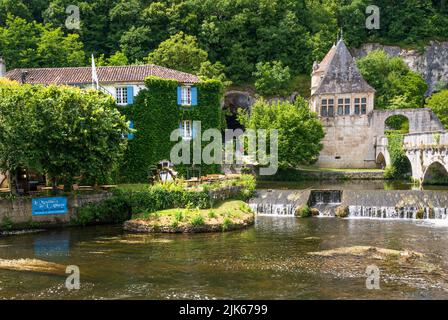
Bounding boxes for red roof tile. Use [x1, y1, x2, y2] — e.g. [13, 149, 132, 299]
[4, 64, 200, 85]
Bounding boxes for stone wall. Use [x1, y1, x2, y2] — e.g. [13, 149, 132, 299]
[352, 41, 448, 95]
[317, 115, 377, 168]
[0, 192, 113, 229]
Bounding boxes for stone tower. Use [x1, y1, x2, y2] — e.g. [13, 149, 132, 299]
[310, 39, 377, 168]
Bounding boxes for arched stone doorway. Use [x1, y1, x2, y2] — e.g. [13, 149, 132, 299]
[376, 152, 386, 169]
[423, 161, 448, 185]
[223, 91, 255, 130]
[384, 114, 410, 134]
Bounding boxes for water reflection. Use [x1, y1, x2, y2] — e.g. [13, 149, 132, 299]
[0, 219, 447, 299]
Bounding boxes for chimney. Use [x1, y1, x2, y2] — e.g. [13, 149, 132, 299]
[21, 71, 28, 84]
[0, 57, 5, 77]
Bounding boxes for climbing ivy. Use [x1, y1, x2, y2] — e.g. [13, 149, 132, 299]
[119, 76, 223, 182]
[385, 133, 411, 179]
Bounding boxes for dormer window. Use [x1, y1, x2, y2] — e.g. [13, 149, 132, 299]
[116, 87, 128, 105]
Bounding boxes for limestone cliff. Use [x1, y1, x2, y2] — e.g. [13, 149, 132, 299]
[352, 41, 448, 95]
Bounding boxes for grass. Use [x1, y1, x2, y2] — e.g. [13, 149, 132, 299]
[131, 200, 253, 231]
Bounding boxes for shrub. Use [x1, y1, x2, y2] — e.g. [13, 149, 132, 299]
[221, 217, 233, 231]
[1, 216, 13, 231]
[208, 210, 216, 219]
[174, 210, 184, 222]
[74, 194, 132, 226]
[295, 205, 311, 218]
[335, 206, 350, 218]
[190, 214, 205, 227]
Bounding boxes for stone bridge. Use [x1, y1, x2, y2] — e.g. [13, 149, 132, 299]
[376, 132, 448, 184]
[371, 108, 444, 134]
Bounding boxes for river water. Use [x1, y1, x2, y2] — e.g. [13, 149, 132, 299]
[1, 217, 448, 299]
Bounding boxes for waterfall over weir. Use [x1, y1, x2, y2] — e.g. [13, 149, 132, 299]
[309, 190, 342, 217]
[249, 189, 448, 220]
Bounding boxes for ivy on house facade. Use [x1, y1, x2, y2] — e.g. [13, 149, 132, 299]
[119, 76, 224, 182]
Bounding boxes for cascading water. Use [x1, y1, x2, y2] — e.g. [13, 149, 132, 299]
[309, 190, 342, 217]
[349, 206, 448, 220]
[249, 203, 295, 216]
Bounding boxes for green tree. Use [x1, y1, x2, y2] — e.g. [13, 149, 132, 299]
[146, 32, 209, 74]
[426, 89, 448, 129]
[238, 97, 324, 169]
[357, 50, 427, 109]
[253, 61, 291, 97]
[0, 81, 128, 191]
[97, 51, 129, 66]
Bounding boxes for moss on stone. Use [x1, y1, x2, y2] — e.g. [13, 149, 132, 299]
[295, 205, 311, 218]
[335, 205, 350, 218]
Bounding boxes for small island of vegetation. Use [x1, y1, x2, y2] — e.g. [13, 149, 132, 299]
[124, 200, 254, 233]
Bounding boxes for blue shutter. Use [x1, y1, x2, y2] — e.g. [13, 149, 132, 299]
[177, 86, 182, 105]
[128, 120, 134, 140]
[127, 86, 134, 104]
[191, 87, 198, 106]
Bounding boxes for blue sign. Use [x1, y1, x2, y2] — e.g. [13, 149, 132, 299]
[32, 197, 68, 216]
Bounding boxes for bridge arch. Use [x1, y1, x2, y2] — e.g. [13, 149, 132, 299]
[384, 114, 409, 134]
[422, 161, 448, 185]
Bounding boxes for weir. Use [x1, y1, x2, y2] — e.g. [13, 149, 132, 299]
[249, 189, 448, 220]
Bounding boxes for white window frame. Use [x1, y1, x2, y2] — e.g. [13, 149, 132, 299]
[116, 87, 128, 105]
[181, 120, 192, 140]
[181, 86, 192, 106]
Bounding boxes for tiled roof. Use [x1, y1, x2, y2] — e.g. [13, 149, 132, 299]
[4, 64, 200, 85]
[313, 39, 375, 95]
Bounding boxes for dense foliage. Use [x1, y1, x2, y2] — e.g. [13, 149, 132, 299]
[384, 133, 411, 179]
[120, 76, 223, 182]
[0, 0, 447, 84]
[74, 175, 256, 225]
[238, 97, 324, 169]
[357, 50, 428, 109]
[253, 61, 291, 97]
[426, 89, 448, 129]
[0, 80, 128, 190]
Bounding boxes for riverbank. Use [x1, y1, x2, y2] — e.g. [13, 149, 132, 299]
[124, 200, 254, 233]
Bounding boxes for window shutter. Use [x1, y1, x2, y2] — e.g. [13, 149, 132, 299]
[191, 87, 198, 106]
[127, 86, 134, 104]
[177, 86, 182, 105]
[128, 120, 134, 140]
[192, 121, 196, 139]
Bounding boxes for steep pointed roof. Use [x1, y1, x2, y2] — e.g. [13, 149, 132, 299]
[313, 39, 375, 95]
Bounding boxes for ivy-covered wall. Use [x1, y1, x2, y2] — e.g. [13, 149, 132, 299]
[119, 76, 223, 182]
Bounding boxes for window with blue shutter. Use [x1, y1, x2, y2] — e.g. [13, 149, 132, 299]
[128, 120, 134, 140]
[177, 86, 182, 105]
[191, 87, 198, 106]
[127, 86, 134, 104]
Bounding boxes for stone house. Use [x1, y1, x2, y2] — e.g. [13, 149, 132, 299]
[310, 39, 378, 168]
[0, 60, 204, 188]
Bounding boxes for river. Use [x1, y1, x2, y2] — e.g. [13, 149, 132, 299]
[0, 217, 448, 299]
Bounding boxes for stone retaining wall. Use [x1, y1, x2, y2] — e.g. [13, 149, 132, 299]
[0, 192, 113, 229]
